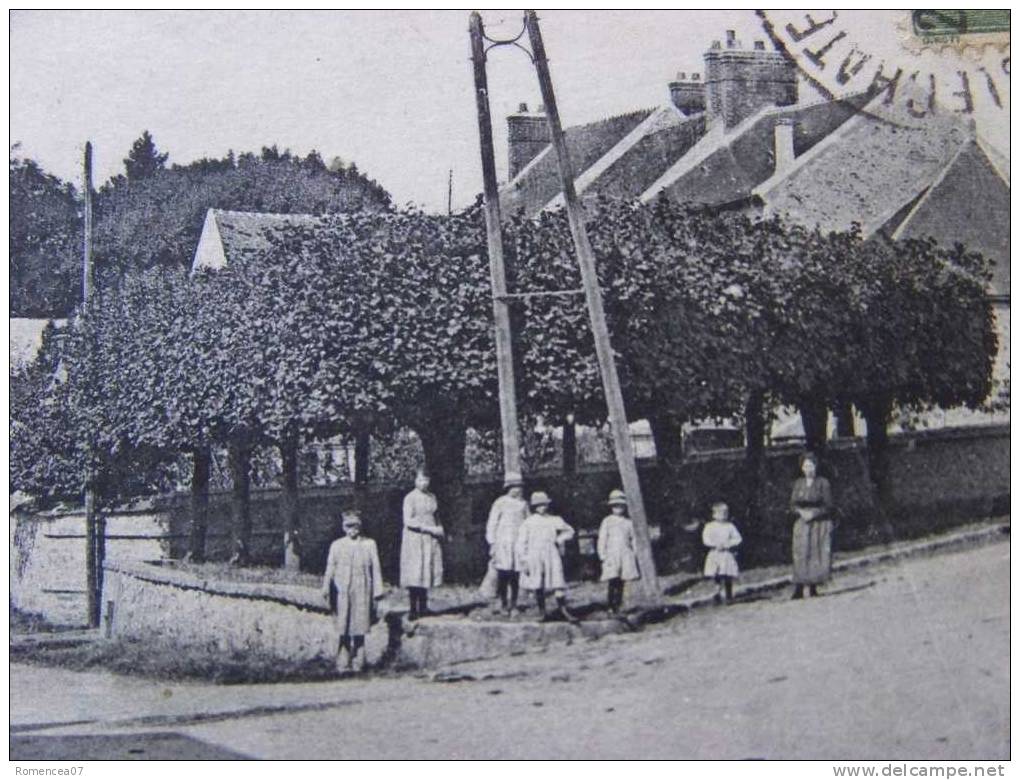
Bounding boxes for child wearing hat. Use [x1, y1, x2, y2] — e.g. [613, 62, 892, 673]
[597, 489, 641, 615]
[485, 473, 529, 616]
[515, 491, 576, 621]
[321, 510, 385, 674]
[701, 501, 742, 603]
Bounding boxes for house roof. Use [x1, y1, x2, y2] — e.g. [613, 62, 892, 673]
[498, 109, 654, 220]
[641, 92, 872, 206]
[500, 90, 873, 218]
[192, 209, 327, 271]
[890, 139, 1011, 296]
[753, 85, 976, 237]
[550, 107, 709, 210]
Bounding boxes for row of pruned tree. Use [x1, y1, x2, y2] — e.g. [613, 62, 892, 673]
[10, 198, 997, 567]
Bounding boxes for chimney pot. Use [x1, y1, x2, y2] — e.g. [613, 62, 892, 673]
[726, 29, 737, 48]
[754, 40, 765, 50]
[678, 71, 686, 80]
[518, 102, 528, 113]
[711, 40, 721, 49]
[692, 73, 701, 81]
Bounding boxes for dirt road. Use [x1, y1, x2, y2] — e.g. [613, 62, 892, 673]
[10, 539, 1009, 759]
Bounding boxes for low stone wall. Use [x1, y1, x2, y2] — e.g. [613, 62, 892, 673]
[102, 561, 390, 666]
[10, 509, 170, 627]
[101, 561, 626, 669]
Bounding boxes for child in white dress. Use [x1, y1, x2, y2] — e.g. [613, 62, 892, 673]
[702, 502, 742, 603]
[515, 491, 576, 621]
[596, 489, 641, 615]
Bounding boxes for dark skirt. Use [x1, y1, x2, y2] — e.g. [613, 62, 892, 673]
[792, 518, 833, 584]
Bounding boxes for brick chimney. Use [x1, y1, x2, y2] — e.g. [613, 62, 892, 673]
[668, 71, 706, 116]
[507, 103, 551, 180]
[703, 31, 798, 130]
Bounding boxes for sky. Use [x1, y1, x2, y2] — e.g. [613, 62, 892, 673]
[10, 10, 1010, 213]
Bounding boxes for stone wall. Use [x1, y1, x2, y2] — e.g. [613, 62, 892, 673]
[10, 509, 170, 627]
[12, 425, 1009, 627]
[101, 561, 617, 669]
[101, 562, 389, 666]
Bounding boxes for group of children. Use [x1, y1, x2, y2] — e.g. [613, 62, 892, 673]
[322, 467, 745, 673]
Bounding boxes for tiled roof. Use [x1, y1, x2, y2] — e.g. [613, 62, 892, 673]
[571, 109, 709, 207]
[498, 109, 654, 220]
[641, 92, 872, 207]
[754, 85, 974, 236]
[209, 210, 325, 268]
[890, 140, 1010, 296]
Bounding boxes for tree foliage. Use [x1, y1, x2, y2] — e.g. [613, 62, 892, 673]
[11, 197, 997, 523]
[9, 149, 82, 317]
[123, 131, 169, 181]
[95, 147, 393, 275]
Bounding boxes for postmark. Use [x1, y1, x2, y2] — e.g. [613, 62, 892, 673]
[758, 11, 1008, 152]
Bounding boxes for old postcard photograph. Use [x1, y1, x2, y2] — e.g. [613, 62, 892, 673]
[8, 9, 1010, 764]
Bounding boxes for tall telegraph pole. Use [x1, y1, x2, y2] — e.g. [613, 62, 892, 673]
[523, 10, 660, 598]
[469, 11, 523, 482]
[82, 141, 103, 626]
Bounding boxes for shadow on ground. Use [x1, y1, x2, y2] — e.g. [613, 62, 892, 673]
[10, 732, 250, 760]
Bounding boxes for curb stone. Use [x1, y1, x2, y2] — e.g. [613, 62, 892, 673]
[645, 520, 1009, 620]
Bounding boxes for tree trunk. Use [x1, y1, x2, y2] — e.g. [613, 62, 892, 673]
[860, 395, 894, 506]
[834, 400, 856, 438]
[743, 390, 767, 523]
[648, 411, 686, 527]
[798, 395, 829, 453]
[561, 414, 577, 475]
[188, 446, 211, 563]
[417, 417, 467, 511]
[354, 429, 371, 485]
[228, 441, 252, 566]
[280, 437, 301, 571]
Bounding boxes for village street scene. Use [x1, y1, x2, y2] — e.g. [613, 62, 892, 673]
[9, 10, 1010, 763]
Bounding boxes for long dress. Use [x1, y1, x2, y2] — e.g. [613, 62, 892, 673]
[597, 515, 641, 582]
[486, 494, 529, 572]
[400, 489, 444, 588]
[515, 513, 574, 591]
[790, 476, 835, 585]
[702, 520, 742, 578]
[322, 536, 384, 636]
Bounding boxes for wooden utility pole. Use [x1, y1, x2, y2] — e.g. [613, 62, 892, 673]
[469, 11, 523, 481]
[524, 10, 660, 598]
[82, 141, 103, 626]
[447, 168, 454, 216]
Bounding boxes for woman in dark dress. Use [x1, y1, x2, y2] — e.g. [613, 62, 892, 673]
[790, 451, 835, 599]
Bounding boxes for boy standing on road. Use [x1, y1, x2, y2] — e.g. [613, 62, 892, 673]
[322, 511, 386, 674]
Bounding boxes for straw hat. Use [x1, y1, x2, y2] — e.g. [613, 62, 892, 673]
[503, 472, 524, 489]
[529, 490, 552, 508]
[607, 489, 628, 506]
[341, 510, 362, 528]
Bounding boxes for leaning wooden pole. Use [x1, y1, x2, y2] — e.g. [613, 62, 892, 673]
[469, 11, 523, 482]
[82, 141, 103, 627]
[524, 10, 660, 598]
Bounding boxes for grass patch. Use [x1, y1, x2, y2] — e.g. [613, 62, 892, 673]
[10, 605, 84, 635]
[10, 635, 340, 685]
